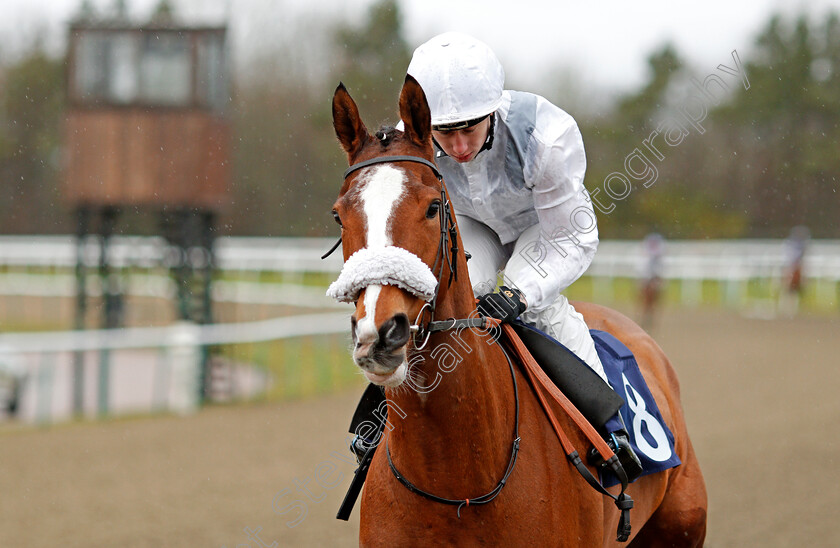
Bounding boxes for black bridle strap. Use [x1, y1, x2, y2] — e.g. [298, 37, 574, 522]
[331, 153, 461, 343]
[343, 155, 443, 181]
[386, 341, 521, 518]
[320, 236, 342, 260]
[427, 316, 493, 333]
[409, 189, 459, 348]
[321, 155, 445, 262]
[433, 189, 458, 287]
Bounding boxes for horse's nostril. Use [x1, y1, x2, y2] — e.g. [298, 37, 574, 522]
[380, 314, 410, 350]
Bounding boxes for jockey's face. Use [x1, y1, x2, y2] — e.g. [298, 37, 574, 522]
[432, 116, 491, 163]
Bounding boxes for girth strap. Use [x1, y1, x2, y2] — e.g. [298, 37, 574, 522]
[501, 324, 634, 542]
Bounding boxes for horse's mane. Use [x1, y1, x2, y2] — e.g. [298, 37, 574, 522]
[374, 125, 400, 148]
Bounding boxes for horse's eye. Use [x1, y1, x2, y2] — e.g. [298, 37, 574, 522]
[332, 210, 342, 226]
[425, 201, 441, 219]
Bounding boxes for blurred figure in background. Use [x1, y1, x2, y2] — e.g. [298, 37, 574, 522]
[0, 345, 25, 420]
[638, 232, 665, 331]
[778, 225, 810, 317]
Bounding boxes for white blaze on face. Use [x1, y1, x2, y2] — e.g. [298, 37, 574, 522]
[360, 165, 406, 248]
[354, 165, 406, 343]
[356, 284, 382, 344]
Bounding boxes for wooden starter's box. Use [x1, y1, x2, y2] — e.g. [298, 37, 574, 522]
[63, 23, 230, 209]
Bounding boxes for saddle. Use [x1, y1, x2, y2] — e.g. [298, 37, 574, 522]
[508, 320, 624, 431]
[509, 320, 680, 487]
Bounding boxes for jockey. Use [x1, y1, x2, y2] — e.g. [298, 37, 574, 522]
[407, 31, 605, 382]
[349, 32, 640, 480]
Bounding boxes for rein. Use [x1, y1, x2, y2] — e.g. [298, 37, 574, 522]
[503, 324, 634, 542]
[385, 337, 520, 518]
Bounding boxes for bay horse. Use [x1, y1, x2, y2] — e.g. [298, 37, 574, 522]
[329, 75, 707, 546]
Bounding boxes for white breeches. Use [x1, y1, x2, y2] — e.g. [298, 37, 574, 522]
[458, 216, 607, 382]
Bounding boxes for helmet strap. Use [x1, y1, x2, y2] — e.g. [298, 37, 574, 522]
[477, 113, 496, 155]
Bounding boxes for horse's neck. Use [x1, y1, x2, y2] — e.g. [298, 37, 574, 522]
[385, 277, 516, 488]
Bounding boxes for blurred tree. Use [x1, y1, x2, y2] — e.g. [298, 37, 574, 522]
[0, 44, 67, 234]
[616, 43, 683, 135]
[718, 11, 840, 237]
[584, 11, 840, 240]
[72, 0, 98, 22]
[331, 0, 412, 127]
[1, 5, 837, 240]
[150, 0, 176, 25]
[580, 43, 743, 240]
[228, 0, 411, 237]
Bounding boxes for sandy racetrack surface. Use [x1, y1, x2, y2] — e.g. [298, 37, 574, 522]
[1, 307, 838, 547]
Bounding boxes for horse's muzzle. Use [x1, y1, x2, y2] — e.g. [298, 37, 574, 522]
[351, 313, 410, 385]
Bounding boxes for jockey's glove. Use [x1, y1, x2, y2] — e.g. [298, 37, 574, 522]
[477, 286, 527, 323]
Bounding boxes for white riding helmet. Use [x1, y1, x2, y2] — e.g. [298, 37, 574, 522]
[407, 32, 505, 129]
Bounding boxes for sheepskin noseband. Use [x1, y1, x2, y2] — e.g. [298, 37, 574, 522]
[326, 246, 438, 303]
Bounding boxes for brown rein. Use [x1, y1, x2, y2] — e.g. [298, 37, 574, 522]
[502, 324, 634, 542]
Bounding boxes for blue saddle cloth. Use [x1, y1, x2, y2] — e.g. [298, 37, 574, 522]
[591, 329, 681, 486]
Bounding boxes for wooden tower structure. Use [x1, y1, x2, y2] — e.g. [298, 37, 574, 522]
[62, 14, 230, 410]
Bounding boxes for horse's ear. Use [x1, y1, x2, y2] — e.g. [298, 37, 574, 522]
[399, 75, 432, 148]
[332, 82, 369, 160]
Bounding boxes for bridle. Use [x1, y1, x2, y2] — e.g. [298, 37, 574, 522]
[322, 154, 486, 348]
[324, 153, 521, 516]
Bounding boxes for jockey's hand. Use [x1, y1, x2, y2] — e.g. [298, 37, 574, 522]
[477, 286, 527, 323]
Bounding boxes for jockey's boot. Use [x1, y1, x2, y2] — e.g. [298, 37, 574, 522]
[589, 414, 644, 483]
[349, 433, 377, 464]
[348, 383, 387, 464]
[607, 431, 644, 483]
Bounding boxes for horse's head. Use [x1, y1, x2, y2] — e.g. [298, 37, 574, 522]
[328, 76, 456, 388]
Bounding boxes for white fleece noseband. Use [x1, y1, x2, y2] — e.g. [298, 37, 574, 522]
[326, 246, 438, 303]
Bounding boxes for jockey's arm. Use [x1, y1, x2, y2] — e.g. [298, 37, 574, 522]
[506, 110, 598, 313]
